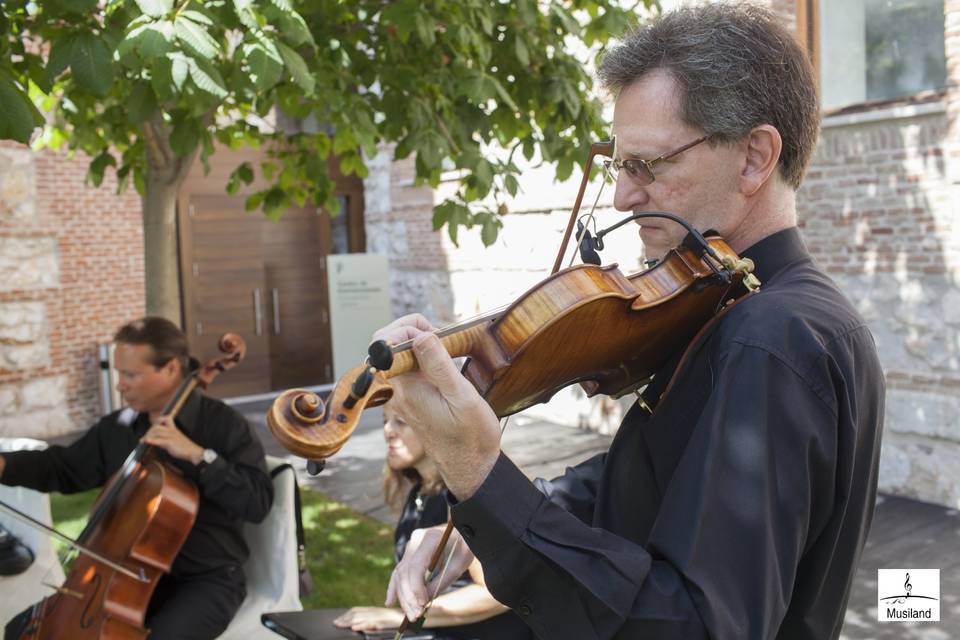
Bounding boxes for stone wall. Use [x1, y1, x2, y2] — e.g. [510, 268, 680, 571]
[0, 143, 144, 439]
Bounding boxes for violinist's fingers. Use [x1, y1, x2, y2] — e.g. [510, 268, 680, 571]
[410, 332, 473, 401]
[372, 313, 435, 344]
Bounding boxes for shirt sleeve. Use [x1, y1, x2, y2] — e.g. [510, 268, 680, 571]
[193, 410, 274, 524]
[0, 420, 111, 494]
[533, 452, 605, 525]
[450, 343, 837, 640]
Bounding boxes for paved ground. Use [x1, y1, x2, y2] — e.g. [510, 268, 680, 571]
[238, 397, 960, 639]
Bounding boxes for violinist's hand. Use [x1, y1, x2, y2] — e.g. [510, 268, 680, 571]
[333, 606, 404, 631]
[142, 417, 204, 464]
[373, 314, 502, 499]
[385, 525, 475, 622]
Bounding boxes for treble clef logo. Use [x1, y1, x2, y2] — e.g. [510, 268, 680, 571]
[895, 572, 912, 604]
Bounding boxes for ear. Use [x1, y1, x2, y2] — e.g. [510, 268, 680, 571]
[739, 124, 782, 197]
[160, 356, 182, 380]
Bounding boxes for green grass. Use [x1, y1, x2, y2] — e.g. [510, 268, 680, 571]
[49, 487, 395, 608]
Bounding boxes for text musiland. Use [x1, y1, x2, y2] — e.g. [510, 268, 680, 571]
[886, 607, 932, 619]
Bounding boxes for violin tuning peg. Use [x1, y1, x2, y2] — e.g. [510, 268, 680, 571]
[306, 459, 326, 476]
[368, 340, 394, 371]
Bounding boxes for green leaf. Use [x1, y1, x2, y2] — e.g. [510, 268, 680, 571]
[174, 14, 220, 60]
[514, 35, 530, 68]
[134, 0, 173, 18]
[233, 0, 260, 31]
[0, 69, 43, 144]
[169, 52, 189, 90]
[187, 56, 228, 98]
[119, 22, 174, 60]
[69, 33, 115, 97]
[490, 77, 519, 113]
[481, 217, 500, 247]
[504, 173, 519, 197]
[277, 12, 315, 48]
[180, 10, 213, 27]
[243, 40, 283, 90]
[127, 83, 158, 123]
[276, 41, 314, 94]
[170, 119, 201, 157]
[45, 36, 76, 85]
[87, 151, 117, 187]
[414, 11, 436, 47]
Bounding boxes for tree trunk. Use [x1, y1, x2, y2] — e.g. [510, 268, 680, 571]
[139, 114, 201, 324]
[141, 172, 183, 322]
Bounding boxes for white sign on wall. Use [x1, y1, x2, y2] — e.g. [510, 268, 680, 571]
[326, 253, 393, 379]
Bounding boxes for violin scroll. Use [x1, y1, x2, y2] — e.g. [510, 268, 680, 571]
[267, 365, 394, 460]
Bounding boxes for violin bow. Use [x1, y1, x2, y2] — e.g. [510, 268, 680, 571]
[551, 138, 615, 274]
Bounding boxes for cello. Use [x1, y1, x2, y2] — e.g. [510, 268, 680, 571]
[4, 333, 245, 639]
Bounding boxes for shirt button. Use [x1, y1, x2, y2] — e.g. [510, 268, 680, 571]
[517, 603, 533, 616]
[460, 524, 475, 539]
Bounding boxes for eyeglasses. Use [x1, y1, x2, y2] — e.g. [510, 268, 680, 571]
[604, 134, 710, 185]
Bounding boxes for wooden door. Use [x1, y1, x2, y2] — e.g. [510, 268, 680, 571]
[261, 207, 334, 390]
[180, 194, 272, 397]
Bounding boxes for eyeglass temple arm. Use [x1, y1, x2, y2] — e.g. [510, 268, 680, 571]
[551, 138, 615, 274]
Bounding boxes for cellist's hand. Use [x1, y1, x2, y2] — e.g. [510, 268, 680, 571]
[373, 314, 502, 500]
[142, 417, 204, 465]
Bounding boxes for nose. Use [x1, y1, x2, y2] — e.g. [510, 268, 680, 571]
[383, 420, 396, 440]
[612, 174, 649, 213]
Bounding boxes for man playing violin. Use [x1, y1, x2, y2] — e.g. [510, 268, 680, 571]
[0, 317, 273, 639]
[378, 4, 884, 640]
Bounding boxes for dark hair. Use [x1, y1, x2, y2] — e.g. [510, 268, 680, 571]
[598, 3, 820, 189]
[113, 317, 189, 372]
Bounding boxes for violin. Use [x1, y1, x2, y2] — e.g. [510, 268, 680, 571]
[267, 140, 760, 462]
[7, 334, 245, 640]
[266, 139, 761, 637]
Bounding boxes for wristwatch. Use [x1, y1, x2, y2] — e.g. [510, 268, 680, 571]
[197, 448, 219, 472]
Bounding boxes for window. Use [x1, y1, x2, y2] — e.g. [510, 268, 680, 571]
[817, 0, 946, 110]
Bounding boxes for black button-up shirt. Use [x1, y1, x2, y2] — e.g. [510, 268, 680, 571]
[1, 391, 273, 577]
[451, 228, 885, 639]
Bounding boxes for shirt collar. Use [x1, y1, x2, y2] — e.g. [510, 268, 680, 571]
[740, 226, 810, 284]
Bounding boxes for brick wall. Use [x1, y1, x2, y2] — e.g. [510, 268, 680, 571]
[0, 143, 144, 438]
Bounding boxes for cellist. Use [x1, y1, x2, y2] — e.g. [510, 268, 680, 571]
[380, 5, 884, 640]
[0, 317, 273, 639]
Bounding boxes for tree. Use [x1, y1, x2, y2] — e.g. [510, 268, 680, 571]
[0, 0, 646, 321]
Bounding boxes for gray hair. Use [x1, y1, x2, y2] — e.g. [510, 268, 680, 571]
[598, 3, 819, 189]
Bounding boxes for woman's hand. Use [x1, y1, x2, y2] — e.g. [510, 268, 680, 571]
[333, 606, 404, 631]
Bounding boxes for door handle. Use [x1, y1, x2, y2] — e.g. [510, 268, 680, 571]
[253, 288, 263, 336]
[272, 288, 281, 335]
